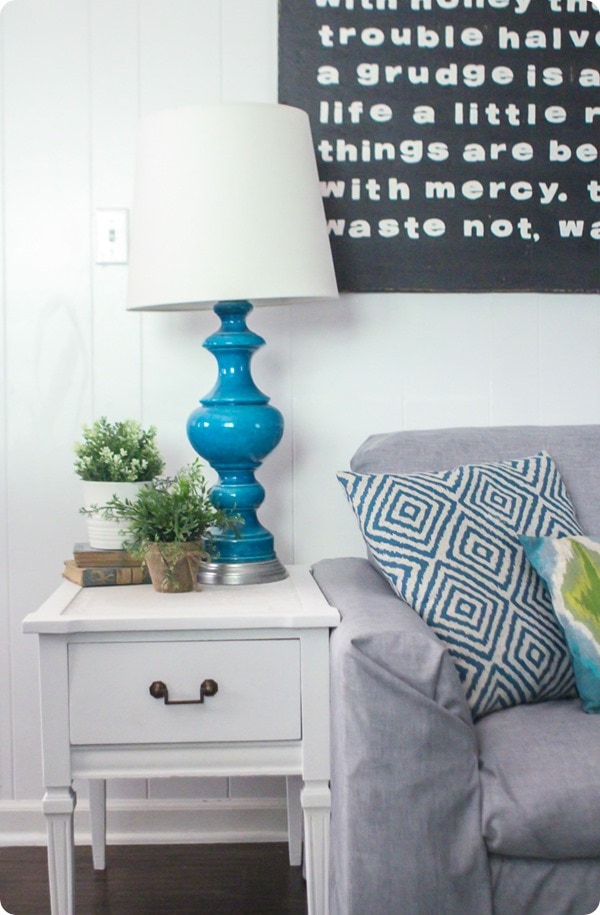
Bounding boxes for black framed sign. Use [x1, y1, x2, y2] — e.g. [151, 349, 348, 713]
[278, 0, 600, 292]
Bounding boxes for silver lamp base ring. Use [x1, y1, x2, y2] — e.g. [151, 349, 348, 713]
[198, 558, 288, 587]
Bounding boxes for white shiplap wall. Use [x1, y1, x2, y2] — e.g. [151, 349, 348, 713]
[0, 0, 599, 845]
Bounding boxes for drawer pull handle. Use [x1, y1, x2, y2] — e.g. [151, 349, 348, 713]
[149, 679, 219, 705]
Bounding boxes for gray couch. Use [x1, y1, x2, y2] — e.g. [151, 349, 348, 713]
[312, 425, 600, 915]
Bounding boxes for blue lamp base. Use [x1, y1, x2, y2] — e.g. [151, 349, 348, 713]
[187, 300, 288, 586]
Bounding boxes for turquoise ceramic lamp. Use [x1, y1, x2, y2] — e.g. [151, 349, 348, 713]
[126, 104, 338, 585]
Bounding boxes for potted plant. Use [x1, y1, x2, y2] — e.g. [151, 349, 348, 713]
[102, 460, 239, 592]
[75, 417, 165, 549]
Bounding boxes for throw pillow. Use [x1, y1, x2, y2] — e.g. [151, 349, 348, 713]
[337, 451, 582, 719]
[521, 535, 600, 713]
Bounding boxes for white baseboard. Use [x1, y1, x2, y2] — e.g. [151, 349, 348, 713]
[0, 797, 288, 847]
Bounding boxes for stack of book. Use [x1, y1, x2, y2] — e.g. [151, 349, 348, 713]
[63, 543, 151, 587]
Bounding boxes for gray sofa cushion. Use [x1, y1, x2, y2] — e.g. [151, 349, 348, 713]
[489, 857, 600, 915]
[350, 425, 600, 536]
[478, 699, 600, 858]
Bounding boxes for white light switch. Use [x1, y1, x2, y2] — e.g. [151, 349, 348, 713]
[96, 209, 128, 264]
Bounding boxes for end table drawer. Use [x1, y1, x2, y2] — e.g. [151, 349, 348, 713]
[68, 639, 301, 745]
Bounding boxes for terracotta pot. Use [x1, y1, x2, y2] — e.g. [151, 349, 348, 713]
[144, 543, 204, 593]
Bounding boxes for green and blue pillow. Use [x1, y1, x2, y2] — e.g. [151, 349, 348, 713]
[521, 535, 600, 713]
[338, 451, 582, 719]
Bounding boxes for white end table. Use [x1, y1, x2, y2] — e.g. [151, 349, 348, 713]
[23, 565, 339, 915]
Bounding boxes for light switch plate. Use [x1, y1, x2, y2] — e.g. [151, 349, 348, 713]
[96, 209, 128, 264]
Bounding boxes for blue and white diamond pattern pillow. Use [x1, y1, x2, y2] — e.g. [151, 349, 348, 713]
[337, 451, 582, 719]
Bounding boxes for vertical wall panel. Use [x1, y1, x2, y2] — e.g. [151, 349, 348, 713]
[538, 296, 600, 424]
[490, 297, 541, 425]
[3, 0, 93, 798]
[221, 0, 277, 103]
[138, 0, 221, 114]
[400, 295, 492, 430]
[90, 0, 142, 420]
[0, 7, 13, 800]
[3, 0, 91, 793]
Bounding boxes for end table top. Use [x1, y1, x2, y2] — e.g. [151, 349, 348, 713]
[23, 565, 340, 634]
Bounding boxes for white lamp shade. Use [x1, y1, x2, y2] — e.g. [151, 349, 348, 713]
[127, 103, 338, 310]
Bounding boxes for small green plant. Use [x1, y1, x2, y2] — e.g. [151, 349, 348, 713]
[102, 460, 240, 588]
[74, 417, 165, 482]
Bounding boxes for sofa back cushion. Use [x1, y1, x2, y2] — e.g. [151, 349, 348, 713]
[351, 425, 600, 535]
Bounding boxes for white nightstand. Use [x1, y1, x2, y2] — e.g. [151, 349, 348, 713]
[23, 565, 339, 915]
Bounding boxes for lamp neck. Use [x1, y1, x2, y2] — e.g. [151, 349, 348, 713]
[204, 300, 266, 355]
[213, 299, 253, 324]
[201, 299, 267, 405]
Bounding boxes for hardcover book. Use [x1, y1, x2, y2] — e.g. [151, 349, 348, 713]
[63, 559, 150, 587]
[73, 543, 140, 568]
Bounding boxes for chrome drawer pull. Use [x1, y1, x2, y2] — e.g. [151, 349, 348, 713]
[149, 678, 219, 705]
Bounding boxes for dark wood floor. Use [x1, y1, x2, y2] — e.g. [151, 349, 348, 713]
[0, 843, 307, 914]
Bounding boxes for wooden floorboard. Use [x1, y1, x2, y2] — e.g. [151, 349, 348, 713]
[0, 843, 308, 914]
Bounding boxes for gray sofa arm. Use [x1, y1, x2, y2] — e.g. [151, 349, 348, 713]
[312, 557, 492, 915]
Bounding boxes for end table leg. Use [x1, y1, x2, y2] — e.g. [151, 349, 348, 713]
[301, 780, 330, 915]
[43, 787, 76, 915]
[89, 779, 107, 870]
[286, 775, 303, 866]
